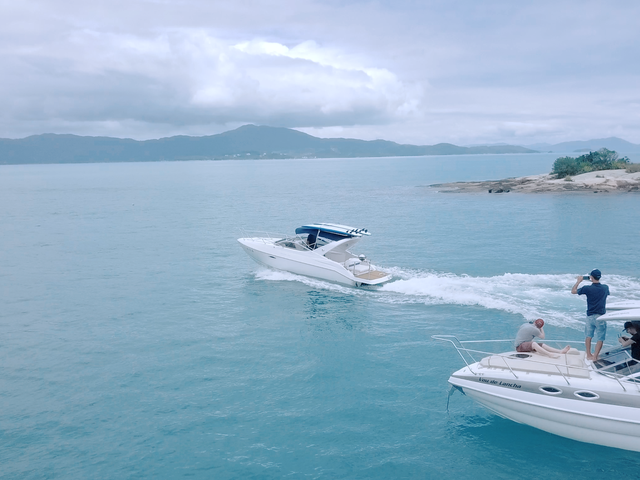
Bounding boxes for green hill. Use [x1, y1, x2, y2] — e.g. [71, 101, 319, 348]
[0, 125, 538, 165]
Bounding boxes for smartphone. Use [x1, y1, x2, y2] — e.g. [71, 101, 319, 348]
[582, 275, 590, 280]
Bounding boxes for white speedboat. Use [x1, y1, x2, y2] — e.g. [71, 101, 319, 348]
[433, 335, 640, 452]
[238, 223, 392, 286]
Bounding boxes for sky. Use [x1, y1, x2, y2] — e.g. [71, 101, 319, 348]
[1, 0, 639, 145]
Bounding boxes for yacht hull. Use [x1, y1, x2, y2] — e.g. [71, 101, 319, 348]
[238, 238, 390, 286]
[450, 370, 640, 452]
[607, 301, 640, 311]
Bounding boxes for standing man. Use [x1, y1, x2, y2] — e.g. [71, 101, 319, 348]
[571, 269, 610, 360]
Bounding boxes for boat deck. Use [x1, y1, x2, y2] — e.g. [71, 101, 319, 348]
[354, 270, 389, 280]
[480, 350, 590, 378]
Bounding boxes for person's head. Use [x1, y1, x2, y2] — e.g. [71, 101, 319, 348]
[590, 269, 602, 283]
[534, 319, 544, 329]
[624, 322, 640, 334]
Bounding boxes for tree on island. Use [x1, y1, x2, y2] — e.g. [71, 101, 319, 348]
[552, 148, 630, 178]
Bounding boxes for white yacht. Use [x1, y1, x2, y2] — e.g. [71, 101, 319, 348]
[600, 309, 640, 321]
[238, 223, 392, 287]
[433, 333, 640, 452]
[606, 300, 640, 311]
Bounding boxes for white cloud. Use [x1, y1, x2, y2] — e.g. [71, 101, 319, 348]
[0, 0, 639, 144]
[0, 24, 422, 138]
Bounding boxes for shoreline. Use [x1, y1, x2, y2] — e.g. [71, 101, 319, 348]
[430, 169, 640, 194]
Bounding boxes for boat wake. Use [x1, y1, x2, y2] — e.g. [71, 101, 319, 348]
[253, 267, 640, 329]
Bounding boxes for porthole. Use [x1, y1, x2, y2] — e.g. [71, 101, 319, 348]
[574, 390, 599, 400]
[539, 386, 563, 395]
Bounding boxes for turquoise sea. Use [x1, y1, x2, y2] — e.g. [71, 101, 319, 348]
[1, 153, 640, 479]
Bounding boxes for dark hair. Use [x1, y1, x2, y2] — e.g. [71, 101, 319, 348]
[307, 234, 316, 248]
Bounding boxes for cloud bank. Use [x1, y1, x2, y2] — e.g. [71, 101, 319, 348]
[1, 0, 639, 144]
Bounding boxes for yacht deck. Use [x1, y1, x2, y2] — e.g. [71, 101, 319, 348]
[480, 350, 590, 378]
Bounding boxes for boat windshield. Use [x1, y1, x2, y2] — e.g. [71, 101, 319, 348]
[593, 345, 640, 379]
[274, 236, 313, 251]
[278, 229, 352, 250]
[296, 227, 349, 243]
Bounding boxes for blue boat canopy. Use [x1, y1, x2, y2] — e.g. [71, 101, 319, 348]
[295, 223, 370, 242]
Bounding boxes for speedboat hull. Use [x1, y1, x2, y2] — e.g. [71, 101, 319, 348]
[434, 335, 640, 452]
[449, 369, 640, 452]
[600, 309, 640, 321]
[238, 237, 391, 286]
[607, 301, 640, 311]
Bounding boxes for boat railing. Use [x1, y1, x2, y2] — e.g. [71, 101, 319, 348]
[238, 229, 316, 251]
[591, 350, 640, 392]
[432, 335, 596, 387]
[238, 229, 286, 242]
[433, 335, 640, 391]
[430, 336, 497, 372]
[344, 255, 374, 275]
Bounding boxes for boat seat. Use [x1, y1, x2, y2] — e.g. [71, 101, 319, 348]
[480, 351, 590, 378]
[344, 258, 360, 269]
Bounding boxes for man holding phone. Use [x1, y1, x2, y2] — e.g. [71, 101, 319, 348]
[618, 322, 640, 362]
[571, 269, 610, 361]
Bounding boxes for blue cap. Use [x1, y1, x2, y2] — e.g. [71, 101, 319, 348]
[590, 269, 601, 279]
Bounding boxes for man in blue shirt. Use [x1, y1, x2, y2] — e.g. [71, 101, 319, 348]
[571, 269, 610, 360]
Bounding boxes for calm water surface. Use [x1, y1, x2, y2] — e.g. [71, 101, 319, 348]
[1, 154, 640, 479]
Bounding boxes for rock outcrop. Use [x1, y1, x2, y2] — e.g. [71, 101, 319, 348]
[430, 170, 640, 194]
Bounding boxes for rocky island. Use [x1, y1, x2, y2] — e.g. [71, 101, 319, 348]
[431, 169, 640, 194]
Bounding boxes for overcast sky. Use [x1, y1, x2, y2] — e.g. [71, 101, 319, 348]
[1, 0, 639, 145]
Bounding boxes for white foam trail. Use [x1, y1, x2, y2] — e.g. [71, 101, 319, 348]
[253, 266, 640, 330]
[379, 270, 640, 329]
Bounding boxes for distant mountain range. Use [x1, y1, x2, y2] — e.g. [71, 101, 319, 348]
[0, 125, 536, 165]
[523, 137, 640, 153]
[1, 126, 638, 165]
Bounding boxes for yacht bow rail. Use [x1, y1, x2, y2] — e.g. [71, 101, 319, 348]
[432, 335, 639, 391]
[238, 229, 287, 241]
[238, 229, 314, 250]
